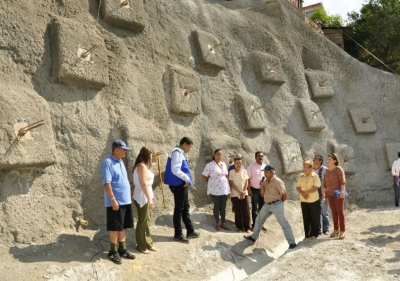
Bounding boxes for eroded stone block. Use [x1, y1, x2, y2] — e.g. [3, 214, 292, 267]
[251, 51, 285, 85]
[305, 70, 334, 99]
[235, 93, 267, 131]
[299, 99, 326, 131]
[277, 140, 303, 174]
[192, 30, 225, 72]
[101, 0, 146, 32]
[348, 108, 377, 134]
[0, 84, 56, 170]
[168, 65, 202, 116]
[333, 144, 356, 175]
[385, 143, 400, 170]
[52, 17, 109, 89]
[203, 134, 241, 162]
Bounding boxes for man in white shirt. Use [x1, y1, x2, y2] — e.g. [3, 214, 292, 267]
[247, 151, 267, 230]
[164, 137, 200, 243]
[391, 152, 400, 207]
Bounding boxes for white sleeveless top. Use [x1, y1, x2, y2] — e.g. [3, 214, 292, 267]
[133, 167, 154, 208]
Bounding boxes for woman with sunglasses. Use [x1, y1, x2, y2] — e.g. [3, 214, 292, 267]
[323, 153, 346, 239]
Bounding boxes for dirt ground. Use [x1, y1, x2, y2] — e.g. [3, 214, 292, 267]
[2, 201, 400, 281]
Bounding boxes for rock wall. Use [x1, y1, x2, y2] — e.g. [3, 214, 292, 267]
[0, 0, 399, 244]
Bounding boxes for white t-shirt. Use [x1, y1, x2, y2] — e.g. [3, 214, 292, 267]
[229, 169, 249, 198]
[133, 167, 154, 208]
[202, 161, 231, 195]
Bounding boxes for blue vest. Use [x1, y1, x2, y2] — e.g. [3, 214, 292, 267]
[164, 149, 193, 187]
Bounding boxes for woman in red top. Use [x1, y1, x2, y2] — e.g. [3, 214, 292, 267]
[323, 153, 346, 239]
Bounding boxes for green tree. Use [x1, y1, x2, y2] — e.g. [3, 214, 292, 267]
[309, 7, 344, 27]
[348, 0, 400, 72]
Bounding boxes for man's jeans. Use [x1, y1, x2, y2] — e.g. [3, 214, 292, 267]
[393, 177, 400, 207]
[319, 194, 330, 233]
[251, 200, 295, 245]
[250, 187, 264, 228]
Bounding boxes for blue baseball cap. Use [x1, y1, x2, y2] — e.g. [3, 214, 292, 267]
[264, 165, 275, 171]
[112, 140, 131, 150]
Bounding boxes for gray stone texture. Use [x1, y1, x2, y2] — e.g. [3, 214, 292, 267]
[52, 17, 109, 89]
[100, 0, 146, 32]
[333, 143, 356, 175]
[251, 51, 286, 85]
[191, 30, 225, 72]
[305, 69, 335, 99]
[277, 140, 303, 174]
[168, 65, 202, 116]
[385, 143, 400, 170]
[348, 108, 377, 134]
[298, 99, 326, 131]
[235, 93, 268, 131]
[0, 83, 56, 170]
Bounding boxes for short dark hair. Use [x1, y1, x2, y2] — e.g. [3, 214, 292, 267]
[255, 151, 263, 158]
[398, 152, 400, 158]
[180, 137, 193, 146]
[314, 154, 323, 164]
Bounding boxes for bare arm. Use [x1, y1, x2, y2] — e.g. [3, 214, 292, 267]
[304, 186, 319, 194]
[281, 193, 287, 202]
[104, 183, 119, 211]
[137, 163, 153, 209]
[260, 181, 265, 198]
[201, 175, 209, 182]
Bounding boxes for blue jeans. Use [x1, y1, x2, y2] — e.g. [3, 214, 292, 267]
[393, 177, 400, 207]
[251, 200, 295, 245]
[319, 194, 330, 233]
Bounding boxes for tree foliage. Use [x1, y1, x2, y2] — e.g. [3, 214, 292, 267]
[347, 0, 400, 73]
[309, 7, 344, 27]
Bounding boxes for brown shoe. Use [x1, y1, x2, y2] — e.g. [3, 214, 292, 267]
[215, 223, 220, 231]
[330, 230, 339, 238]
[221, 223, 230, 231]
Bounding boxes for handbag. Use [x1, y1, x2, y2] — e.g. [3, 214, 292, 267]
[334, 189, 349, 199]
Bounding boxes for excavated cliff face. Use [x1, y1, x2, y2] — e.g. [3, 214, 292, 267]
[0, 0, 399, 244]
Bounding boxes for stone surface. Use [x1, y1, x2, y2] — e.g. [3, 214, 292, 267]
[203, 134, 242, 162]
[305, 69, 335, 99]
[333, 143, 356, 175]
[277, 140, 303, 174]
[0, 84, 56, 170]
[235, 93, 268, 131]
[51, 17, 109, 89]
[348, 108, 377, 134]
[385, 143, 400, 170]
[251, 51, 286, 85]
[168, 65, 202, 116]
[298, 99, 326, 131]
[191, 30, 225, 72]
[100, 0, 146, 32]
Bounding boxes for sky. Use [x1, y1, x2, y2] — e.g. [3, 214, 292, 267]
[303, 0, 367, 22]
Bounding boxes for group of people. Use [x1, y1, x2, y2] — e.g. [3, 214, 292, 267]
[101, 137, 347, 265]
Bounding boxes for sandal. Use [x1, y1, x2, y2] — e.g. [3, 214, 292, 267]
[339, 231, 345, 240]
[140, 250, 151, 254]
[330, 230, 339, 238]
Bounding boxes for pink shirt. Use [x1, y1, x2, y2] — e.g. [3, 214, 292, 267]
[246, 162, 266, 189]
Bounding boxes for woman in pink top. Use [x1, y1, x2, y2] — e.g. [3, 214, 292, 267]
[323, 153, 346, 239]
[202, 149, 231, 231]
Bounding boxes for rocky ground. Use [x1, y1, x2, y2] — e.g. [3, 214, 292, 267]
[2, 201, 399, 281]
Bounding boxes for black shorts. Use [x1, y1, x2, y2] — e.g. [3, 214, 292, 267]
[106, 204, 134, 231]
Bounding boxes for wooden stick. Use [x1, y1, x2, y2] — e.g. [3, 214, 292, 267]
[318, 79, 328, 87]
[18, 120, 45, 137]
[209, 42, 222, 52]
[252, 104, 265, 114]
[81, 44, 99, 58]
[311, 109, 322, 118]
[184, 88, 200, 96]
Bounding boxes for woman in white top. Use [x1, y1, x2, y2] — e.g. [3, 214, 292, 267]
[202, 149, 231, 231]
[133, 146, 156, 254]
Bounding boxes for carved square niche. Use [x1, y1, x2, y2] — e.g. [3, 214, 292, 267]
[277, 140, 303, 174]
[299, 99, 326, 131]
[333, 144, 356, 175]
[52, 17, 109, 89]
[100, 0, 146, 32]
[191, 30, 225, 72]
[305, 70, 334, 99]
[0, 84, 56, 170]
[348, 108, 377, 134]
[385, 143, 400, 170]
[235, 93, 267, 131]
[168, 65, 202, 116]
[203, 134, 241, 162]
[251, 51, 285, 85]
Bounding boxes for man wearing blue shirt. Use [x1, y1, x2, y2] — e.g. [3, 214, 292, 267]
[101, 140, 136, 264]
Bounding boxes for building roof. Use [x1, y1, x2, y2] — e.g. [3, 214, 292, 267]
[302, 2, 323, 11]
